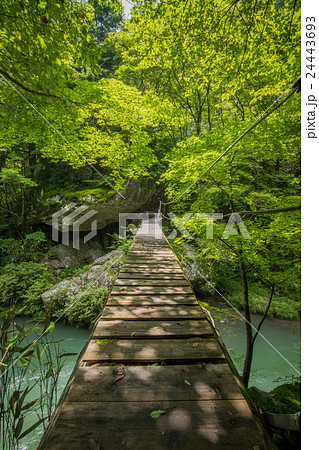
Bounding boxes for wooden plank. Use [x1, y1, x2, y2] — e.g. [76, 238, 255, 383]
[126, 252, 176, 261]
[118, 273, 186, 280]
[123, 260, 180, 266]
[129, 250, 171, 253]
[130, 247, 171, 252]
[93, 319, 213, 339]
[108, 294, 196, 302]
[125, 254, 177, 259]
[122, 265, 181, 270]
[121, 267, 182, 273]
[124, 258, 178, 264]
[108, 296, 198, 306]
[66, 364, 244, 402]
[131, 242, 169, 246]
[111, 286, 193, 295]
[114, 279, 189, 286]
[42, 400, 268, 450]
[101, 306, 204, 320]
[127, 247, 175, 256]
[82, 338, 224, 363]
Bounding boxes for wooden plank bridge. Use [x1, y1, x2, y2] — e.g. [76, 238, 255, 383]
[38, 218, 270, 449]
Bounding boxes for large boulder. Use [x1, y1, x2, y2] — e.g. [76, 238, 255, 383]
[30, 177, 157, 231]
[45, 240, 103, 269]
[42, 250, 123, 313]
[42, 277, 82, 312]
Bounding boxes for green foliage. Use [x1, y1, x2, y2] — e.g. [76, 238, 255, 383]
[0, 0, 103, 96]
[248, 387, 282, 415]
[0, 308, 64, 448]
[0, 233, 49, 265]
[224, 283, 300, 320]
[150, 410, 167, 419]
[0, 262, 53, 315]
[59, 264, 92, 280]
[270, 382, 301, 415]
[62, 286, 108, 328]
[24, 231, 46, 242]
[112, 0, 301, 315]
[248, 382, 301, 449]
[0, 169, 37, 188]
[109, 230, 134, 252]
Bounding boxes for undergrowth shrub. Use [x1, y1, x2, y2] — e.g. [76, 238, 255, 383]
[0, 262, 53, 315]
[61, 286, 109, 328]
[0, 232, 49, 265]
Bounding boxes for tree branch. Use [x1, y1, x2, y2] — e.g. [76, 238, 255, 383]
[224, 205, 301, 218]
[0, 69, 80, 105]
[251, 284, 275, 346]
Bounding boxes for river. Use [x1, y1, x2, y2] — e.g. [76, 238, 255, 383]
[13, 307, 300, 449]
[12, 319, 89, 450]
[203, 298, 301, 391]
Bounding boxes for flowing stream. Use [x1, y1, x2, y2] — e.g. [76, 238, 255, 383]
[13, 319, 89, 450]
[205, 300, 301, 391]
[14, 309, 300, 449]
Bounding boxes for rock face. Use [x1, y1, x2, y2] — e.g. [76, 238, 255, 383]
[42, 250, 123, 313]
[31, 177, 157, 231]
[45, 240, 103, 269]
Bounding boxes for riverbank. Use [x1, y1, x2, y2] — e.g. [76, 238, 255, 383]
[202, 294, 300, 330]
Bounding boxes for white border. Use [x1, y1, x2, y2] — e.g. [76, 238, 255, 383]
[302, 0, 319, 447]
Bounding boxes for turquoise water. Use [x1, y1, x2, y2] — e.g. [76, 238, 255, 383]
[11, 319, 89, 450]
[210, 305, 301, 391]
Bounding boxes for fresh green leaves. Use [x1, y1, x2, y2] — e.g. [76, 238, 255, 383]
[150, 410, 167, 419]
[96, 339, 112, 346]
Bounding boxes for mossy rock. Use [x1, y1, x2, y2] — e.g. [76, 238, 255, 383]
[42, 277, 82, 312]
[248, 386, 283, 414]
[46, 240, 103, 268]
[270, 382, 301, 414]
[30, 177, 157, 231]
[42, 250, 122, 320]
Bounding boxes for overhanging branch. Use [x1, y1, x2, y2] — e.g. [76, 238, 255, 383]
[0, 69, 80, 105]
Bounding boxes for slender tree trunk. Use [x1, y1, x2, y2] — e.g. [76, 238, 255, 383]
[239, 256, 254, 387]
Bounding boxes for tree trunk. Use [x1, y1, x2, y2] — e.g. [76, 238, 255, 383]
[239, 257, 253, 387]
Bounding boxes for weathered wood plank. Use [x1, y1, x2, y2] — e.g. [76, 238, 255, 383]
[111, 286, 193, 295]
[93, 319, 213, 339]
[123, 260, 180, 267]
[118, 273, 186, 280]
[127, 253, 173, 258]
[42, 400, 268, 450]
[107, 295, 198, 306]
[82, 338, 224, 363]
[114, 279, 189, 286]
[130, 248, 171, 252]
[101, 306, 204, 320]
[121, 265, 181, 271]
[125, 254, 177, 259]
[131, 243, 169, 246]
[127, 250, 174, 256]
[66, 364, 244, 402]
[121, 267, 182, 273]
